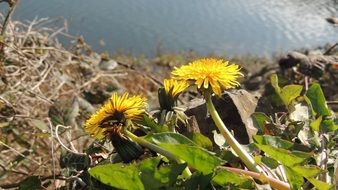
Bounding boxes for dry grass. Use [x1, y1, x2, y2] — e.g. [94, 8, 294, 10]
[0, 13, 165, 188]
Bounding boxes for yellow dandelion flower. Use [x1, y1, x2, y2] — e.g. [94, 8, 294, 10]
[85, 92, 147, 139]
[171, 58, 242, 96]
[164, 78, 189, 98]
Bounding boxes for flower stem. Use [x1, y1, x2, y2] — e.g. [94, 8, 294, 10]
[125, 130, 192, 177]
[205, 93, 263, 173]
[221, 166, 290, 190]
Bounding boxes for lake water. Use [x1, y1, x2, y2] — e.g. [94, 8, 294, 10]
[3, 0, 338, 57]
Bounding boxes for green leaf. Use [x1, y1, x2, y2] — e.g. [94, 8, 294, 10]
[254, 156, 279, 169]
[185, 132, 213, 150]
[158, 143, 223, 174]
[139, 115, 168, 133]
[18, 176, 42, 190]
[291, 165, 321, 178]
[307, 177, 333, 190]
[89, 157, 187, 190]
[183, 172, 213, 190]
[220, 150, 241, 164]
[284, 166, 304, 190]
[138, 157, 186, 190]
[254, 144, 310, 166]
[284, 165, 329, 190]
[251, 112, 271, 134]
[310, 116, 322, 132]
[280, 85, 303, 106]
[270, 74, 281, 94]
[305, 83, 331, 117]
[270, 74, 303, 106]
[321, 119, 338, 132]
[145, 132, 196, 145]
[212, 168, 255, 189]
[253, 135, 294, 149]
[89, 163, 144, 190]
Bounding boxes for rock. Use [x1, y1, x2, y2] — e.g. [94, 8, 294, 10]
[184, 89, 258, 144]
[279, 51, 338, 78]
[99, 59, 118, 71]
[279, 51, 309, 69]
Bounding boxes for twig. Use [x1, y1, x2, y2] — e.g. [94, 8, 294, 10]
[0, 174, 64, 189]
[0, 163, 29, 176]
[324, 42, 338, 55]
[117, 61, 163, 87]
[31, 61, 55, 90]
[54, 123, 86, 156]
[327, 101, 338, 104]
[77, 72, 127, 90]
[0, 0, 18, 36]
[47, 118, 56, 189]
[0, 140, 41, 165]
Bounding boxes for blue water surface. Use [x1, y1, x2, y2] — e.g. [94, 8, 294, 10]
[4, 0, 338, 57]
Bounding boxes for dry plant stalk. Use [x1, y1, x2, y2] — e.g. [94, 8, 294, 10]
[0, 13, 159, 187]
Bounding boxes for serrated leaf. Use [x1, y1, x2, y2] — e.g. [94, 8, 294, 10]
[258, 156, 279, 169]
[139, 115, 168, 133]
[221, 150, 241, 164]
[89, 163, 144, 190]
[185, 132, 213, 150]
[305, 83, 331, 117]
[270, 74, 281, 94]
[251, 112, 271, 134]
[321, 119, 338, 132]
[310, 116, 322, 132]
[90, 158, 186, 190]
[270, 74, 303, 106]
[254, 144, 310, 166]
[280, 85, 303, 106]
[145, 132, 195, 145]
[212, 168, 255, 189]
[138, 157, 186, 190]
[284, 166, 304, 190]
[291, 165, 321, 178]
[253, 135, 293, 150]
[158, 143, 223, 174]
[307, 178, 333, 190]
[183, 172, 213, 190]
[18, 176, 42, 190]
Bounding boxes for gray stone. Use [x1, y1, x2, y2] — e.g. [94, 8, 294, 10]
[184, 89, 258, 145]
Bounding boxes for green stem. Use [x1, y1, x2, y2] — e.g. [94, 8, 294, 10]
[125, 130, 192, 177]
[205, 93, 263, 173]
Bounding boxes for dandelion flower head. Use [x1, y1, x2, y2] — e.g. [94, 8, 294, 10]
[171, 58, 242, 96]
[85, 92, 147, 139]
[164, 78, 189, 98]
